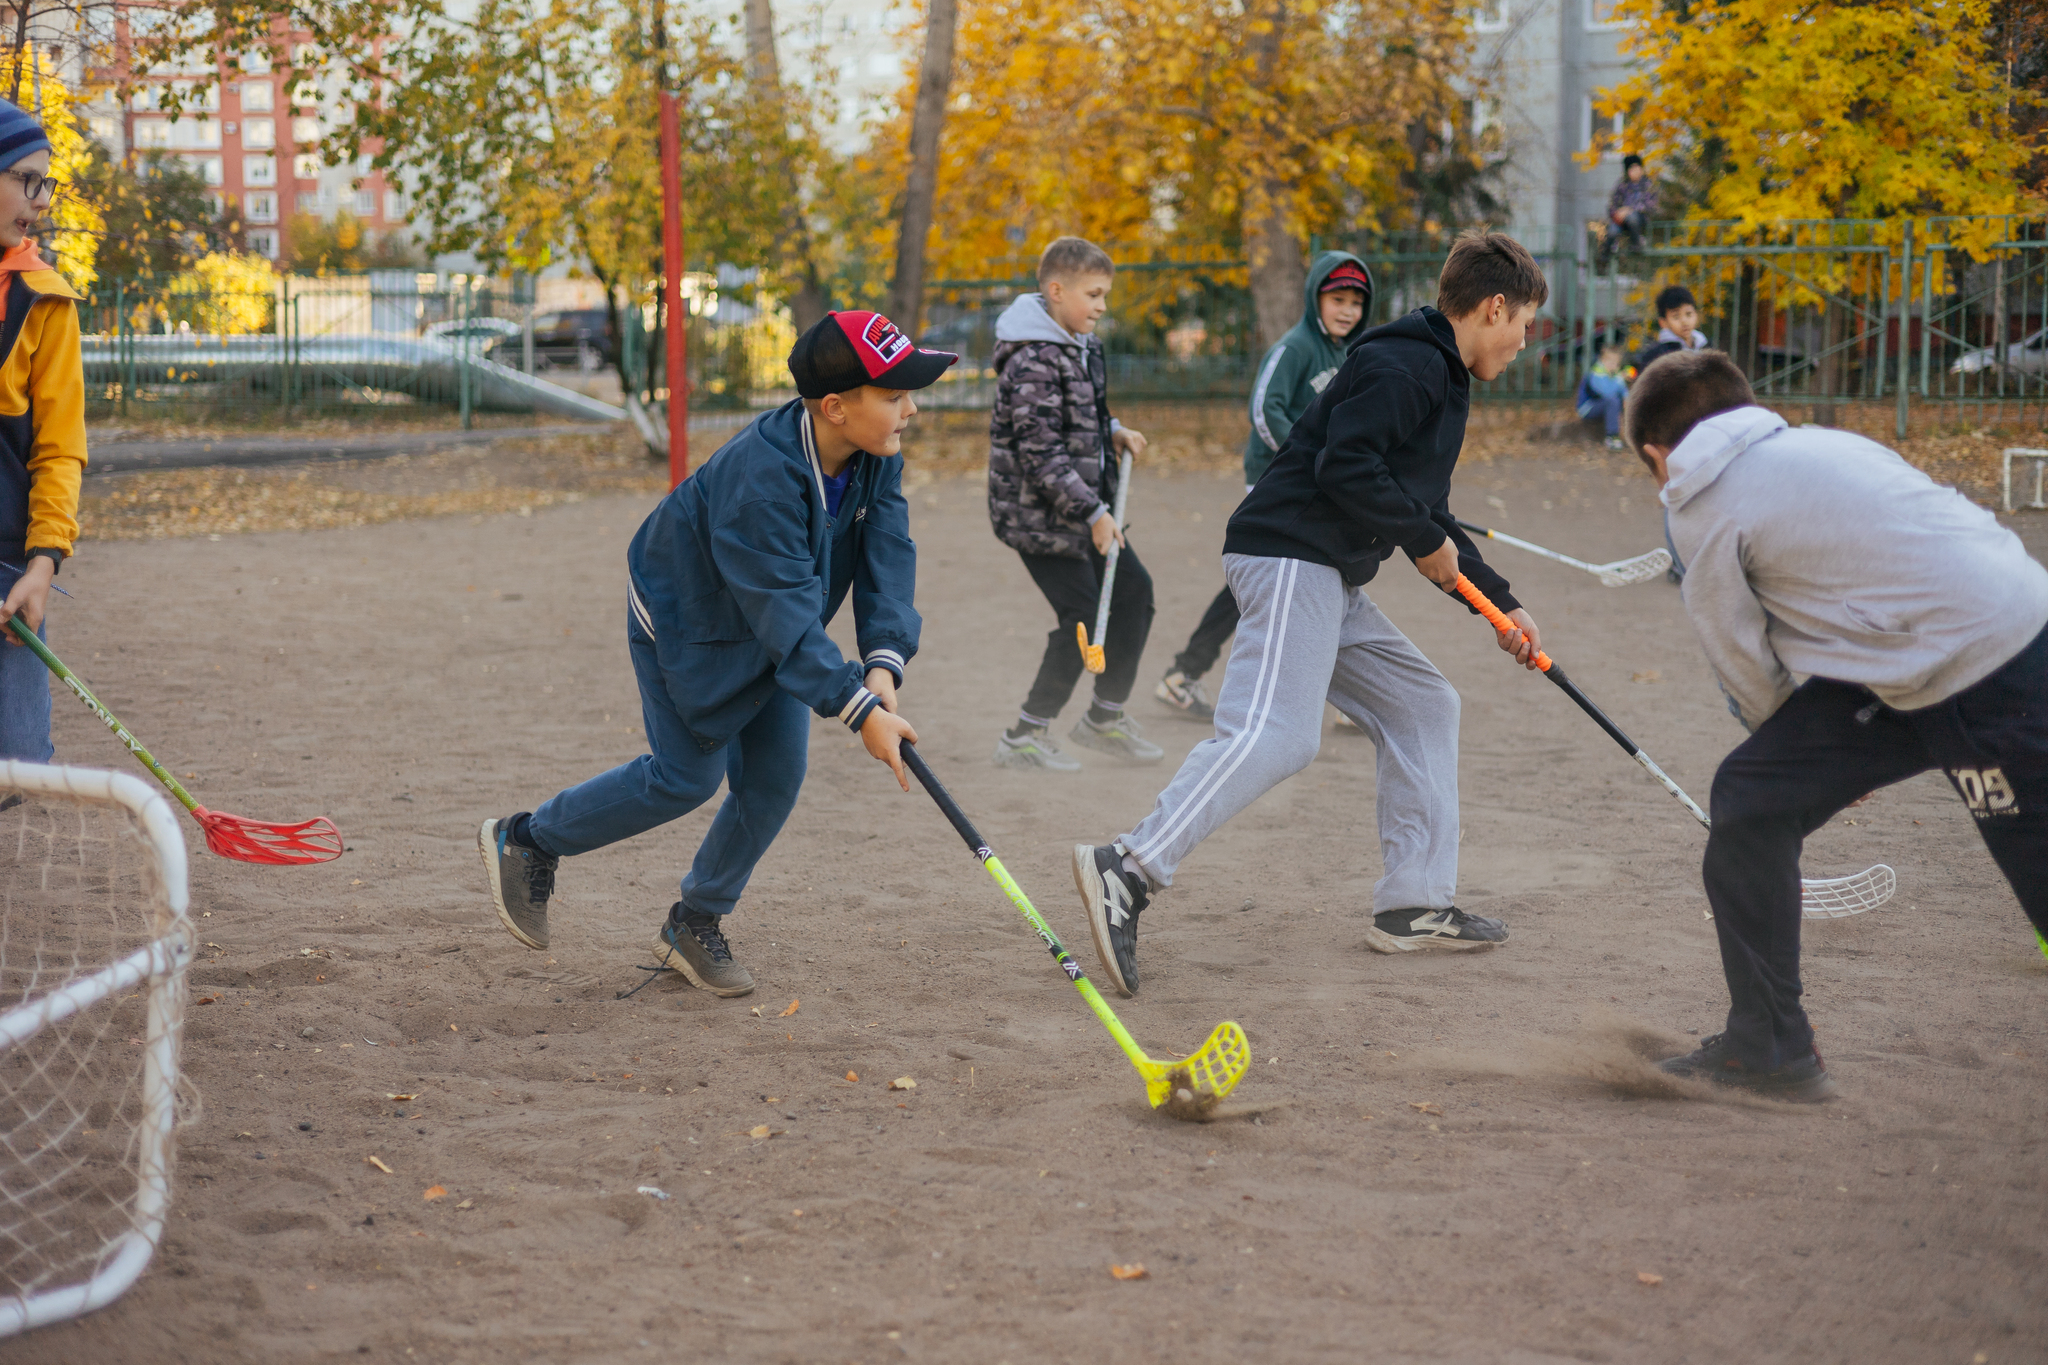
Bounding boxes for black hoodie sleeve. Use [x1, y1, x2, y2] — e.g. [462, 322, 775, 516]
[1434, 509, 1521, 615]
[1310, 365, 1449, 560]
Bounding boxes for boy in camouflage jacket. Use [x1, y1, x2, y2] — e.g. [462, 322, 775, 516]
[986, 237, 1160, 771]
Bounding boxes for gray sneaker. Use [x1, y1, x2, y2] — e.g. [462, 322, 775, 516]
[651, 906, 755, 996]
[993, 726, 1083, 771]
[1069, 711, 1164, 764]
[479, 815, 557, 950]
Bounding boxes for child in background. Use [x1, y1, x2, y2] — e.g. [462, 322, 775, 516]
[1072, 231, 1548, 996]
[1628, 349, 2048, 1100]
[1598, 154, 1658, 264]
[0, 99, 86, 764]
[1155, 252, 1372, 722]
[1576, 341, 1630, 452]
[987, 237, 1159, 770]
[1632, 285, 1708, 371]
[479, 311, 946, 997]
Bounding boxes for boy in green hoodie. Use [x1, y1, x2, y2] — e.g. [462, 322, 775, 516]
[1155, 253, 1372, 720]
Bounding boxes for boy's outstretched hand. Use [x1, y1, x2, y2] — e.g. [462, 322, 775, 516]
[861, 707, 919, 791]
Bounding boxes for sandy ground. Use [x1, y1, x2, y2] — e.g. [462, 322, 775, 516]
[4, 419, 2046, 1364]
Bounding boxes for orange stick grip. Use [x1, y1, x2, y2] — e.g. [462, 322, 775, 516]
[1451, 574, 1552, 671]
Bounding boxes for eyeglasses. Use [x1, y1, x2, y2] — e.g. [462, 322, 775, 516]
[1, 170, 60, 204]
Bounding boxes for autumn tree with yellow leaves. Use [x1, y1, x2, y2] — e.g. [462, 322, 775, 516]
[895, 0, 1482, 345]
[1593, 0, 2027, 229]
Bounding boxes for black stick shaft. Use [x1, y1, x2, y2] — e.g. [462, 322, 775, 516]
[1453, 517, 1493, 538]
[899, 742, 989, 858]
[1539, 662, 1643, 758]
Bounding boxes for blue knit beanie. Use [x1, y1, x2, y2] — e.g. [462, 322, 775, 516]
[0, 99, 50, 170]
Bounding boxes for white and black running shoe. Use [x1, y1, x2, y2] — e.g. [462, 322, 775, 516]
[993, 726, 1083, 771]
[1363, 907, 1508, 954]
[1073, 842, 1149, 996]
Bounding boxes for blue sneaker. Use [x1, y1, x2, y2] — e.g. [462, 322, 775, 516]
[479, 815, 558, 950]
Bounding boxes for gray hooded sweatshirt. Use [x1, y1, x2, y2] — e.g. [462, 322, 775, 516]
[1662, 405, 2048, 729]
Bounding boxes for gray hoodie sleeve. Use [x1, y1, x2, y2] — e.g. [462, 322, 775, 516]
[1679, 517, 1794, 731]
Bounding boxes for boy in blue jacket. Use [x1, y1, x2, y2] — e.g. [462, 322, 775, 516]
[478, 311, 951, 997]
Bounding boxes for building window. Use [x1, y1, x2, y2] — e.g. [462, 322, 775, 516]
[206, 193, 225, 217]
[245, 191, 278, 223]
[384, 189, 407, 222]
[170, 118, 222, 150]
[1581, 95, 1624, 155]
[1472, 0, 1509, 32]
[293, 153, 322, 179]
[1585, 0, 1625, 27]
[243, 155, 277, 186]
[240, 81, 273, 112]
[133, 118, 171, 149]
[292, 43, 319, 65]
[186, 155, 224, 186]
[87, 115, 118, 145]
[291, 116, 321, 146]
[296, 192, 320, 214]
[243, 117, 275, 149]
[130, 88, 158, 112]
[246, 228, 278, 258]
[349, 188, 376, 217]
[240, 49, 273, 75]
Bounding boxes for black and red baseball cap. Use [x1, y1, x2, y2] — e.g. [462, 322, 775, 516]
[788, 310, 958, 399]
[1319, 261, 1372, 295]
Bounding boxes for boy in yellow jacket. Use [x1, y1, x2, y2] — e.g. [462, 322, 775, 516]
[0, 98, 86, 763]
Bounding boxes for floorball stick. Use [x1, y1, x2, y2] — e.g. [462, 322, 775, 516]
[1077, 450, 1134, 674]
[900, 739, 1249, 1118]
[1454, 518, 1671, 588]
[7, 617, 343, 864]
[1447, 576, 1896, 919]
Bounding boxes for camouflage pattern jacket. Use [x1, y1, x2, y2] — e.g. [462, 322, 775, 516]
[986, 292, 1120, 559]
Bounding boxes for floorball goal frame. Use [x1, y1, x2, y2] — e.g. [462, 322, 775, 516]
[0, 760, 192, 1337]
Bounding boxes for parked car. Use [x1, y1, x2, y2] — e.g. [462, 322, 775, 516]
[529, 308, 618, 371]
[424, 316, 523, 363]
[1952, 324, 2048, 377]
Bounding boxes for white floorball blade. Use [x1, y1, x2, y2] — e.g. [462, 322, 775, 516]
[1801, 864, 1896, 919]
[1705, 865, 1897, 922]
[1595, 549, 1675, 587]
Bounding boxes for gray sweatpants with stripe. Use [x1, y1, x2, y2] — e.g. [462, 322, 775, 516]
[1120, 553, 1460, 913]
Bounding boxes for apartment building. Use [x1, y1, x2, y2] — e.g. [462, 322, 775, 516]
[1472, 0, 1640, 242]
[81, 31, 406, 264]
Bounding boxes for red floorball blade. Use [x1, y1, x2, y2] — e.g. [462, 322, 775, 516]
[193, 808, 345, 865]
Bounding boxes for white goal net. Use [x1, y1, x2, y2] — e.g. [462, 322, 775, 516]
[0, 760, 192, 1336]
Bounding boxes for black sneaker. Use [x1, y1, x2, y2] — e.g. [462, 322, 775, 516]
[1363, 907, 1508, 954]
[650, 905, 755, 997]
[1073, 843, 1148, 997]
[479, 815, 558, 950]
[1657, 1033, 1838, 1102]
[1154, 669, 1216, 721]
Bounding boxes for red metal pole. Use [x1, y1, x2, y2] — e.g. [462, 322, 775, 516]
[660, 90, 688, 486]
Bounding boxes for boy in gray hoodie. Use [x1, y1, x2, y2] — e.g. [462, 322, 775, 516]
[1629, 349, 2048, 1101]
[986, 237, 1159, 770]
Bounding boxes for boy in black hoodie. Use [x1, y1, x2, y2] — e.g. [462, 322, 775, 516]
[1071, 232, 1548, 994]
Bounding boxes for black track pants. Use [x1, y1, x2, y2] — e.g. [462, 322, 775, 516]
[1018, 543, 1155, 718]
[1172, 584, 1242, 680]
[1704, 625, 2048, 1069]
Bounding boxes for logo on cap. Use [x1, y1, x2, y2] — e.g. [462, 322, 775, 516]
[859, 313, 912, 369]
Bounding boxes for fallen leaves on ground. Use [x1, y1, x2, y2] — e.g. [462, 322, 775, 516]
[423, 1185, 448, 1201]
[1637, 1271, 1664, 1287]
[746, 1124, 784, 1140]
[888, 1077, 917, 1091]
[844, 1071, 859, 1082]
[1110, 1264, 1149, 1280]
[364, 1155, 394, 1174]
[779, 999, 800, 1017]
[1409, 1101, 1443, 1116]
[386, 1093, 417, 1102]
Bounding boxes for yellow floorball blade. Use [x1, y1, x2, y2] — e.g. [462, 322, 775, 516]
[1144, 1020, 1252, 1111]
[1076, 621, 1106, 674]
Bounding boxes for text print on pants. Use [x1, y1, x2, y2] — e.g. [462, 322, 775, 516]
[1950, 766, 2018, 817]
